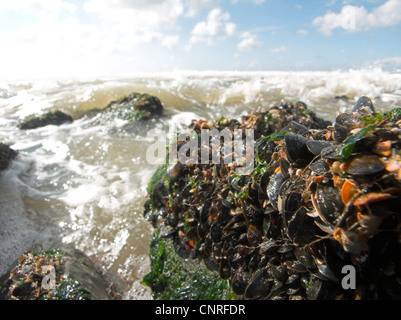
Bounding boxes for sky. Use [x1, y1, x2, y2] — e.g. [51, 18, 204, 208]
[0, 0, 400, 79]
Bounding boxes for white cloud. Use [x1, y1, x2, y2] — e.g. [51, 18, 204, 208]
[84, 0, 184, 32]
[161, 35, 180, 49]
[237, 32, 262, 52]
[0, 0, 76, 21]
[0, 18, 117, 78]
[373, 56, 401, 71]
[270, 46, 289, 53]
[297, 29, 308, 36]
[190, 8, 236, 44]
[313, 0, 401, 36]
[185, 0, 219, 16]
[82, 0, 186, 50]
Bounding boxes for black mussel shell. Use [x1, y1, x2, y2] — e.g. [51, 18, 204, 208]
[217, 208, 232, 226]
[334, 120, 350, 143]
[200, 202, 211, 223]
[284, 132, 313, 168]
[247, 224, 263, 247]
[321, 145, 340, 160]
[248, 252, 261, 273]
[314, 185, 344, 225]
[294, 246, 317, 270]
[287, 207, 318, 246]
[334, 113, 362, 142]
[243, 201, 263, 225]
[306, 140, 333, 156]
[151, 181, 168, 208]
[267, 171, 286, 210]
[353, 96, 375, 115]
[12, 282, 34, 297]
[210, 221, 223, 243]
[219, 258, 231, 280]
[259, 239, 280, 256]
[310, 159, 330, 175]
[231, 267, 251, 295]
[290, 121, 309, 135]
[342, 154, 385, 176]
[168, 162, 188, 182]
[244, 267, 272, 300]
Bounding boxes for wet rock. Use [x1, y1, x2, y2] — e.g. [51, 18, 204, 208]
[85, 92, 164, 121]
[19, 111, 73, 130]
[4, 247, 117, 300]
[0, 143, 17, 171]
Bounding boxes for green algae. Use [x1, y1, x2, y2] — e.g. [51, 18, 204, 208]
[142, 228, 235, 300]
[337, 124, 376, 161]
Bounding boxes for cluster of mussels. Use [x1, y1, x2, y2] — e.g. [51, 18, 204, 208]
[144, 97, 401, 300]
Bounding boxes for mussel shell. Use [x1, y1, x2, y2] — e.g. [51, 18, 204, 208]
[259, 239, 279, 256]
[247, 224, 263, 247]
[271, 264, 288, 282]
[231, 268, 251, 295]
[287, 207, 318, 246]
[305, 277, 336, 300]
[294, 246, 317, 270]
[310, 159, 330, 175]
[284, 132, 313, 168]
[228, 175, 241, 192]
[217, 208, 232, 226]
[334, 121, 350, 143]
[243, 201, 263, 225]
[200, 202, 211, 223]
[168, 162, 188, 182]
[315, 185, 344, 225]
[342, 154, 385, 176]
[267, 171, 286, 210]
[290, 121, 309, 135]
[278, 178, 304, 217]
[334, 113, 362, 142]
[197, 223, 207, 239]
[219, 258, 232, 280]
[321, 145, 340, 160]
[353, 96, 375, 115]
[151, 181, 168, 208]
[306, 140, 333, 156]
[256, 138, 276, 163]
[244, 267, 272, 300]
[210, 221, 223, 243]
[248, 253, 261, 274]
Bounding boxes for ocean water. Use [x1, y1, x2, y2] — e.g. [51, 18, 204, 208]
[0, 69, 400, 299]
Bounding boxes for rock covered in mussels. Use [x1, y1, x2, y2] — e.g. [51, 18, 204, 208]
[19, 111, 73, 130]
[3, 247, 120, 300]
[144, 97, 401, 300]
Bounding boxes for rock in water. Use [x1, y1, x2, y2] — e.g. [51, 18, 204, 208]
[0, 143, 17, 170]
[19, 111, 73, 130]
[103, 92, 164, 120]
[4, 247, 117, 300]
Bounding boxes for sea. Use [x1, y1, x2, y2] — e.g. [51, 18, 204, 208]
[0, 68, 400, 299]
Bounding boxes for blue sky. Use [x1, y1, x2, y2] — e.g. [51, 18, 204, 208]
[0, 0, 400, 78]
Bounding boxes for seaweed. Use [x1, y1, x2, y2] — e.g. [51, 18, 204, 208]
[141, 229, 235, 300]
